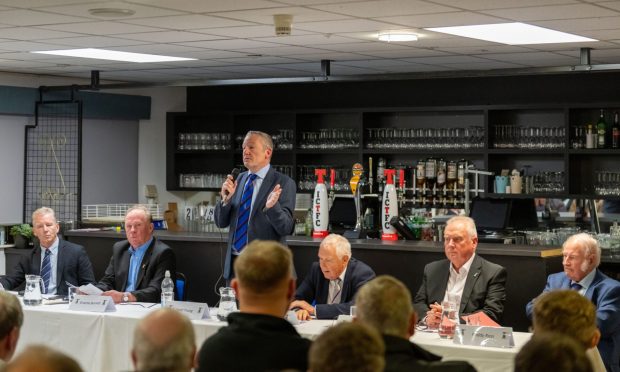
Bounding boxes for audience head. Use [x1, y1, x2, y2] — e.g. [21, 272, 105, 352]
[0, 292, 23, 362]
[562, 233, 600, 282]
[132, 308, 196, 372]
[514, 332, 593, 372]
[6, 345, 83, 372]
[318, 234, 352, 280]
[242, 131, 273, 172]
[233, 240, 294, 315]
[309, 322, 385, 372]
[356, 275, 416, 338]
[443, 216, 478, 270]
[532, 289, 600, 349]
[124, 205, 154, 248]
[32, 207, 60, 249]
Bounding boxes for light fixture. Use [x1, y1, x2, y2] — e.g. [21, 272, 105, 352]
[31, 48, 196, 63]
[274, 14, 293, 36]
[378, 32, 418, 42]
[425, 22, 597, 45]
[88, 8, 135, 17]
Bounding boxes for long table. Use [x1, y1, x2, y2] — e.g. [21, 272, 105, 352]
[19, 302, 530, 372]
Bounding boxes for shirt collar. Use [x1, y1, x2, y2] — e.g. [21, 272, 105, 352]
[575, 268, 597, 291]
[40, 237, 59, 254]
[337, 264, 348, 282]
[251, 164, 270, 180]
[128, 237, 153, 254]
[451, 253, 476, 275]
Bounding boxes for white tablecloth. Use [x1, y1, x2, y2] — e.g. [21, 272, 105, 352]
[19, 304, 530, 372]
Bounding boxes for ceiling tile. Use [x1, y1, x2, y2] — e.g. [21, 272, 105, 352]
[40, 21, 165, 35]
[43, 36, 151, 48]
[534, 16, 620, 32]
[358, 48, 451, 58]
[481, 4, 613, 21]
[311, 0, 459, 18]
[195, 24, 315, 38]
[256, 34, 360, 45]
[378, 11, 506, 28]
[39, 1, 185, 19]
[178, 38, 282, 50]
[0, 8, 91, 25]
[113, 43, 205, 54]
[400, 55, 493, 64]
[430, 0, 579, 11]
[310, 41, 414, 53]
[122, 31, 225, 43]
[0, 0, 102, 8]
[285, 52, 370, 61]
[123, 14, 252, 30]
[128, 0, 284, 13]
[235, 45, 330, 56]
[0, 27, 80, 40]
[0, 40, 73, 52]
[296, 19, 405, 33]
[210, 55, 305, 64]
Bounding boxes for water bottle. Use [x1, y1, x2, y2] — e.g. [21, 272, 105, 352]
[161, 270, 174, 307]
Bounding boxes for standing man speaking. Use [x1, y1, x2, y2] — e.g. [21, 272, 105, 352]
[215, 131, 296, 280]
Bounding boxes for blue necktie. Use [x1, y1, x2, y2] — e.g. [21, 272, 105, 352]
[41, 249, 52, 294]
[233, 174, 258, 253]
[570, 282, 582, 291]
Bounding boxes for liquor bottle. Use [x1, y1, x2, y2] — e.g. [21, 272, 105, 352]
[613, 112, 620, 149]
[446, 160, 457, 191]
[424, 157, 437, 193]
[436, 159, 446, 189]
[597, 109, 607, 149]
[416, 160, 426, 190]
[586, 124, 595, 149]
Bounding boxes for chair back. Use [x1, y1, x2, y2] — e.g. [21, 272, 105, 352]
[175, 272, 188, 301]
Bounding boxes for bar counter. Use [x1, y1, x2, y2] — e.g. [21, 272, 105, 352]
[57, 230, 563, 331]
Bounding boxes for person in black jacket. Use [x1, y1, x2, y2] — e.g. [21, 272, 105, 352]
[96, 205, 175, 303]
[356, 275, 476, 372]
[0, 207, 94, 295]
[291, 234, 375, 320]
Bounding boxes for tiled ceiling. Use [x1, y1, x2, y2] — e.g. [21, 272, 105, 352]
[0, 0, 619, 84]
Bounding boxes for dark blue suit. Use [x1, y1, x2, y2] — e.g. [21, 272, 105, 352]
[526, 270, 620, 372]
[215, 167, 296, 280]
[0, 239, 95, 295]
[294, 257, 376, 319]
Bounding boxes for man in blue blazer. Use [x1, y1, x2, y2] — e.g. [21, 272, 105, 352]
[290, 234, 376, 320]
[0, 207, 95, 295]
[526, 233, 620, 372]
[215, 131, 296, 280]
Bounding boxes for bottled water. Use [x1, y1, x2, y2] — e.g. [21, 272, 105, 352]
[161, 270, 174, 307]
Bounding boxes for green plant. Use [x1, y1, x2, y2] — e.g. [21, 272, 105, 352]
[9, 224, 33, 239]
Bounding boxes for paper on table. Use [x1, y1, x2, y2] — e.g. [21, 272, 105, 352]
[79, 284, 103, 296]
[461, 311, 500, 327]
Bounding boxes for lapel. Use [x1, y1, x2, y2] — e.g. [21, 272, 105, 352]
[340, 259, 355, 301]
[56, 240, 64, 284]
[119, 244, 132, 291]
[250, 167, 276, 221]
[31, 247, 42, 275]
[317, 267, 330, 304]
[584, 269, 602, 301]
[434, 261, 451, 301]
[460, 255, 483, 314]
[135, 238, 156, 289]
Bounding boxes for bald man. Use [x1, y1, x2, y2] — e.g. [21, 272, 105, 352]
[132, 308, 196, 372]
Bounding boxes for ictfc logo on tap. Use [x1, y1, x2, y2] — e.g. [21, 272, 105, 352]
[384, 197, 391, 229]
[314, 190, 322, 227]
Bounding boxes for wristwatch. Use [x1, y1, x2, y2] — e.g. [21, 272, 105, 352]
[122, 292, 130, 303]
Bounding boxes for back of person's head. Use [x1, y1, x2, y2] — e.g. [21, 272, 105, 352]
[515, 332, 593, 372]
[533, 289, 599, 349]
[234, 240, 292, 294]
[0, 292, 23, 361]
[356, 275, 413, 338]
[6, 345, 83, 372]
[132, 308, 196, 372]
[309, 322, 385, 372]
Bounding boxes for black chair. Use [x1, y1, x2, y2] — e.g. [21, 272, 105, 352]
[175, 272, 188, 301]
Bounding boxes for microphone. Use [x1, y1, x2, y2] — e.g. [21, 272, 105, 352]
[224, 168, 241, 197]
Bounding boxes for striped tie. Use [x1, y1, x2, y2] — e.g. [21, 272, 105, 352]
[41, 249, 52, 294]
[233, 173, 258, 253]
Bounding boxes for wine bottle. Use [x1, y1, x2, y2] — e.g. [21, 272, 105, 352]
[597, 109, 607, 149]
[613, 111, 620, 149]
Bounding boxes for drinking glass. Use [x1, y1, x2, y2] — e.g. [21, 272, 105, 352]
[438, 300, 458, 339]
[217, 287, 237, 321]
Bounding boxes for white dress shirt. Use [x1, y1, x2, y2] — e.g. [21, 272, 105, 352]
[443, 253, 476, 305]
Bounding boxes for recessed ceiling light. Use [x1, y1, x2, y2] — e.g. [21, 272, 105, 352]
[425, 22, 597, 45]
[88, 8, 135, 17]
[378, 32, 418, 42]
[31, 48, 196, 63]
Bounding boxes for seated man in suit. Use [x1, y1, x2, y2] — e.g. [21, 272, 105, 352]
[356, 275, 475, 372]
[526, 233, 620, 372]
[290, 233, 376, 320]
[196, 240, 311, 372]
[96, 205, 176, 304]
[413, 216, 507, 327]
[0, 207, 95, 295]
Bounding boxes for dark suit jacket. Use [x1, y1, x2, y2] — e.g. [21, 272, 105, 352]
[294, 257, 376, 319]
[526, 269, 620, 372]
[413, 255, 507, 323]
[215, 167, 296, 279]
[95, 238, 176, 303]
[383, 335, 476, 372]
[0, 239, 95, 295]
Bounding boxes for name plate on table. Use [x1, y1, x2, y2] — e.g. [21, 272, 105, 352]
[169, 301, 210, 320]
[69, 295, 116, 312]
[453, 325, 515, 348]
